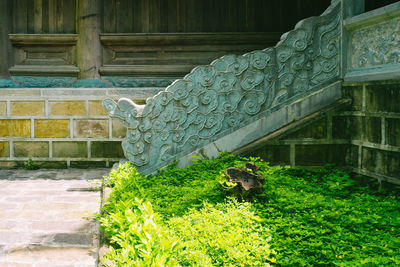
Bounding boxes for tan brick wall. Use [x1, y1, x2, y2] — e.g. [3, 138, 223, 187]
[74, 120, 108, 138]
[0, 142, 10, 157]
[14, 142, 49, 158]
[49, 101, 86, 116]
[0, 119, 31, 137]
[0, 88, 162, 168]
[88, 100, 107, 115]
[53, 142, 87, 158]
[0, 102, 6, 116]
[112, 120, 126, 138]
[35, 120, 70, 138]
[11, 101, 45, 116]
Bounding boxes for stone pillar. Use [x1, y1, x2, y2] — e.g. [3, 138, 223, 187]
[342, 0, 365, 19]
[0, 0, 13, 78]
[340, 0, 365, 78]
[76, 0, 102, 79]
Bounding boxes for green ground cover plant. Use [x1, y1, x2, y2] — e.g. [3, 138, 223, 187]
[99, 153, 400, 266]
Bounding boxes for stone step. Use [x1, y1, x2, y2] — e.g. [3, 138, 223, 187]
[0, 168, 109, 266]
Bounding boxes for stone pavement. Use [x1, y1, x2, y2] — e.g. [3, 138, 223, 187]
[0, 168, 110, 267]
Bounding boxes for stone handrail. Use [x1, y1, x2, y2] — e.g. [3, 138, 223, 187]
[103, 1, 341, 174]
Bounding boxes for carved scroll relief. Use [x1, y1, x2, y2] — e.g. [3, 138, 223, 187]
[351, 16, 400, 70]
[103, 2, 341, 174]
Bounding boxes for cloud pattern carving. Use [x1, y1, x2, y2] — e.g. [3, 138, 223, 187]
[103, 2, 341, 174]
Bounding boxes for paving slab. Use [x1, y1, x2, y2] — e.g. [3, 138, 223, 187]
[0, 168, 110, 267]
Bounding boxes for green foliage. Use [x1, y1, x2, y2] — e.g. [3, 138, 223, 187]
[104, 153, 245, 218]
[99, 198, 180, 267]
[99, 153, 400, 266]
[168, 199, 276, 266]
[24, 156, 39, 170]
[254, 166, 400, 266]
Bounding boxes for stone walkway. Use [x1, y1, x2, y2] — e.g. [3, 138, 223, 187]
[0, 168, 110, 267]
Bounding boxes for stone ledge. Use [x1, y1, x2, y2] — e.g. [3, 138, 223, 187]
[8, 34, 78, 45]
[344, 66, 400, 83]
[10, 66, 79, 77]
[99, 32, 282, 46]
[0, 87, 164, 101]
[355, 168, 400, 185]
[344, 1, 400, 30]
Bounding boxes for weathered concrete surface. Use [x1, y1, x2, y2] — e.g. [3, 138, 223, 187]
[0, 168, 109, 266]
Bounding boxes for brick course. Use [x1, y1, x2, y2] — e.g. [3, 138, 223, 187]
[34, 120, 70, 138]
[0, 102, 6, 116]
[53, 142, 87, 158]
[49, 101, 86, 116]
[11, 101, 45, 116]
[88, 100, 107, 115]
[14, 142, 49, 158]
[0, 142, 10, 157]
[0, 119, 31, 137]
[74, 120, 108, 138]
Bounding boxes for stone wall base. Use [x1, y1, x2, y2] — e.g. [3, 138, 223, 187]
[0, 87, 163, 168]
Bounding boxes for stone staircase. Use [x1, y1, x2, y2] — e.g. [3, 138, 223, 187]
[104, 1, 400, 186]
[103, 1, 344, 174]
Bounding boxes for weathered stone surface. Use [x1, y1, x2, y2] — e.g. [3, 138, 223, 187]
[34, 120, 70, 138]
[71, 79, 109, 88]
[366, 84, 400, 113]
[362, 147, 386, 174]
[386, 118, 400, 146]
[74, 119, 108, 138]
[42, 88, 106, 97]
[351, 145, 359, 167]
[13, 142, 49, 158]
[225, 163, 264, 191]
[0, 170, 103, 266]
[0, 161, 18, 169]
[11, 101, 45, 116]
[5, 247, 96, 265]
[91, 141, 124, 158]
[342, 86, 363, 111]
[285, 118, 327, 140]
[35, 161, 68, 169]
[49, 101, 86, 116]
[332, 115, 362, 140]
[70, 161, 107, 168]
[88, 100, 107, 115]
[366, 116, 381, 143]
[295, 144, 350, 166]
[104, 77, 177, 88]
[50, 233, 93, 247]
[0, 119, 31, 137]
[350, 14, 400, 71]
[13, 76, 75, 88]
[386, 150, 400, 178]
[0, 142, 10, 157]
[112, 120, 126, 138]
[0, 89, 40, 96]
[244, 144, 290, 165]
[0, 102, 6, 116]
[53, 142, 87, 158]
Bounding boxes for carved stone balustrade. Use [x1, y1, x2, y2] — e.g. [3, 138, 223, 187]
[103, 1, 342, 174]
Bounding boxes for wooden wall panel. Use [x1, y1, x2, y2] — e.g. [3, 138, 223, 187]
[102, 0, 331, 33]
[99, 32, 282, 77]
[13, 0, 76, 33]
